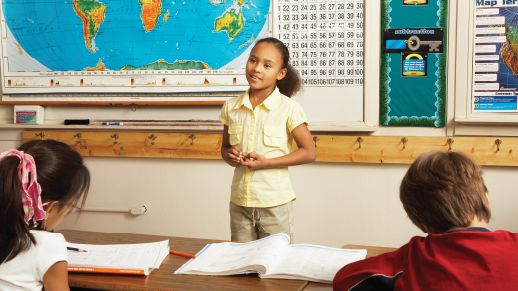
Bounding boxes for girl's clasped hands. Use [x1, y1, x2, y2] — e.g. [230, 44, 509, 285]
[227, 146, 268, 169]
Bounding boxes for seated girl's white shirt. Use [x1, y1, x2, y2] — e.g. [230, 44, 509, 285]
[0, 230, 68, 291]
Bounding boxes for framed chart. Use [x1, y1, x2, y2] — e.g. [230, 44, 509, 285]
[455, 0, 518, 126]
[273, 0, 364, 87]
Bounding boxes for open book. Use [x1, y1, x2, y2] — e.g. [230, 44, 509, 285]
[174, 233, 366, 284]
[66, 240, 169, 276]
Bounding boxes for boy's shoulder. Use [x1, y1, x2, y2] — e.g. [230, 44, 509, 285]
[407, 229, 518, 257]
[334, 230, 518, 291]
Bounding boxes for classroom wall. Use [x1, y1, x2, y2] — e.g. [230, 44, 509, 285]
[1, 104, 518, 248]
[2, 0, 518, 248]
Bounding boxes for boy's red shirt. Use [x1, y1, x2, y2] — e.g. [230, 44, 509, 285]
[333, 228, 518, 291]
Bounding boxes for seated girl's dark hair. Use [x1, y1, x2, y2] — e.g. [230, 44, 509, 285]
[254, 37, 303, 97]
[0, 140, 90, 263]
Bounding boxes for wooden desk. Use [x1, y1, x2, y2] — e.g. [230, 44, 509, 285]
[303, 244, 398, 291]
[60, 230, 309, 291]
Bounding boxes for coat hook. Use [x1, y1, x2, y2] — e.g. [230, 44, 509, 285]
[357, 137, 363, 149]
[130, 103, 138, 112]
[73, 133, 82, 143]
[35, 132, 45, 140]
[148, 134, 157, 145]
[313, 136, 319, 148]
[401, 137, 408, 150]
[447, 138, 454, 150]
[188, 134, 196, 145]
[495, 139, 502, 151]
[111, 133, 119, 144]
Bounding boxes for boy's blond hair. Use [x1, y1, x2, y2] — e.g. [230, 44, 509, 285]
[400, 151, 490, 233]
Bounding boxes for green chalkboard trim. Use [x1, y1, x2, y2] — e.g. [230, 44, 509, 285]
[380, 0, 390, 126]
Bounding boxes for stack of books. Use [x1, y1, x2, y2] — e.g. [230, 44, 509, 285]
[67, 240, 169, 276]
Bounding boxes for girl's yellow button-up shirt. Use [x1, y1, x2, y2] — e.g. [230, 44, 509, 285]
[219, 88, 308, 207]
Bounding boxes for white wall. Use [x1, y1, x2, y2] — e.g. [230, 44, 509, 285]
[1, 123, 517, 248]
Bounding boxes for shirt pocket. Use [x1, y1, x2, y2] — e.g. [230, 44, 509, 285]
[228, 123, 243, 146]
[263, 125, 285, 148]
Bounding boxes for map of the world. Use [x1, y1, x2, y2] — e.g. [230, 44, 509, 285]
[2, 0, 269, 72]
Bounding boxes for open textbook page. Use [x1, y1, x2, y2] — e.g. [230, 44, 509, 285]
[175, 233, 291, 275]
[174, 234, 367, 284]
[262, 244, 367, 284]
[67, 240, 170, 275]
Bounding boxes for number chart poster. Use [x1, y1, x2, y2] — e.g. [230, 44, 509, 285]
[380, 0, 448, 127]
[473, 2, 518, 113]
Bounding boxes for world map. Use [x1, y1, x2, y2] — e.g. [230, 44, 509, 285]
[2, 0, 269, 72]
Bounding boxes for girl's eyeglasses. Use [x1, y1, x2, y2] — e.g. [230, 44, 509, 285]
[62, 203, 81, 214]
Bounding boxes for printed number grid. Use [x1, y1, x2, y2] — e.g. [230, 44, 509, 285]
[276, 0, 364, 86]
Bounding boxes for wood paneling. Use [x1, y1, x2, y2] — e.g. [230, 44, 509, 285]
[23, 131, 518, 166]
[295, 135, 518, 166]
[23, 131, 222, 159]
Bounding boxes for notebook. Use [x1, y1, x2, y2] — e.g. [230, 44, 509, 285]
[66, 240, 169, 276]
[174, 233, 366, 284]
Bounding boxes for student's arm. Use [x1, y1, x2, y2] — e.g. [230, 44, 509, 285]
[333, 245, 408, 291]
[221, 125, 243, 167]
[42, 261, 70, 291]
[241, 123, 316, 170]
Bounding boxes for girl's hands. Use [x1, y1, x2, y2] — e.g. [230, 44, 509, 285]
[241, 151, 268, 170]
[227, 146, 245, 167]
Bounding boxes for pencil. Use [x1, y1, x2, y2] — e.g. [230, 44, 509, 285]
[169, 250, 196, 259]
[67, 247, 87, 252]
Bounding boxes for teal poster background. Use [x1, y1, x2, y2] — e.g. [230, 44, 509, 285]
[380, 0, 447, 127]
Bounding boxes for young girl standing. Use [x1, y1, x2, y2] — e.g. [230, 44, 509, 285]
[0, 140, 90, 291]
[220, 37, 316, 242]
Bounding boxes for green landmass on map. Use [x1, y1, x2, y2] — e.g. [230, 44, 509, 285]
[213, 9, 244, 41]
[73, 0, 107, 53]
[501, 24, 518, 77]
[120, 59, 211, 70]
[239, 35, 254, 49]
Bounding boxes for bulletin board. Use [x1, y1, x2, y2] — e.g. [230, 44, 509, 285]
[379, 0, 448, 128]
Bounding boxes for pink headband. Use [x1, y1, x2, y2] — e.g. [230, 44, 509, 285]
[0, 149, 45, 223]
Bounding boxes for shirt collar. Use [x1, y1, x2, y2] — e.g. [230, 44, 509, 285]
[445, 227, 491, 234]
[234, 87, 281, 111]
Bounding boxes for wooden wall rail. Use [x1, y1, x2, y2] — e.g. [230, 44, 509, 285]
[23, 131, 222, 160]
[23, 131, 518, 166]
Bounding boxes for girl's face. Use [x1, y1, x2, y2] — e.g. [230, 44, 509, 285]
[246, 42, 287, 93]
[44, 199, 77, 231]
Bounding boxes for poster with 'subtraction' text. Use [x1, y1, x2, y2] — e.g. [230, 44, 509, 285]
[380, 0, 447, 127]
[473, 1, 518, 112]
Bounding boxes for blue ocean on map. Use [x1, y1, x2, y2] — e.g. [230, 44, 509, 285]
[2, 0, 269, 71]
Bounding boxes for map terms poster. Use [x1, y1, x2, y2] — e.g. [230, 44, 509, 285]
[473, 1, 518, 112]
